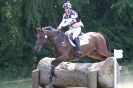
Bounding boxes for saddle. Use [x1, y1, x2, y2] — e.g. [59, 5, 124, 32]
[68, 33, 89, 47]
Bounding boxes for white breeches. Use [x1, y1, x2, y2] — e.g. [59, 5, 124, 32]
[65, 27, 81, 40]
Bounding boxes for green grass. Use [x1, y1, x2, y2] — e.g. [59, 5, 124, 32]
[118, 82, 133, 88]
[118, 74, 133, 88]
[0, 66, 33, 81]
[0, 78, 32, 88]
[117, 64, 133, 88]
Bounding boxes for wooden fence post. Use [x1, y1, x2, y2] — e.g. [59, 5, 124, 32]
[113, 49, 123, 88]
[32, 69, 39, 88]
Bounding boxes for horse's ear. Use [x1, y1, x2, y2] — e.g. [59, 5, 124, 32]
[36, 27, 41, 32]
[52, 28, 56, 31]
[49, 26, 56, 31]
[50, 26, 53, 30]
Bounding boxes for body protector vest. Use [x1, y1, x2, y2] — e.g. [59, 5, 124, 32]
[58, 10, 84, 29]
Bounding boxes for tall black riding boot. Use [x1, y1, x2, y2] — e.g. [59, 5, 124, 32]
[74, 37, 82, 55]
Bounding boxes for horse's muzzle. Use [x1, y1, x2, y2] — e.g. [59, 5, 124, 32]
[34, 45, 41, 52]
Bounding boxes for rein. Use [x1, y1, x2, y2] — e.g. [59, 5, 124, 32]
[61, 32, 67, 46]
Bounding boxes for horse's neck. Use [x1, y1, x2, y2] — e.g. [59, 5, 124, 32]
[50, 32, 71, 48]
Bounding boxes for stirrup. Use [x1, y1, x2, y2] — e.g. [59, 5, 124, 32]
[78, 51, 83, 54]
[76, 50, 83, 55]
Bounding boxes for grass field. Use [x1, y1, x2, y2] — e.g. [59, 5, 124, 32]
[118, 82, 133, 88]
[117, 65, 133, 88]
[118, 74, 133, 88]
[0, 78, 32, 88]
[0, 65, 133, 88]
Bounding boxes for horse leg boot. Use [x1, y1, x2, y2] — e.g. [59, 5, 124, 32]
[74, 37, 82, 55]
[48, 65, 56, 88]
[50, 65, 57, 80]
[49, 62, 57, 88]
[48, 59, 62, 88]
[48, 56, 69, 88]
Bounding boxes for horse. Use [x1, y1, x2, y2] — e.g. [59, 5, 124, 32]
[34, 26, 111, 87]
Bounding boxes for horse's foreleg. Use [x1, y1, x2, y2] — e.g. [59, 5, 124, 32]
[49, 55, 69, 88]
[50, 55, 69, 79]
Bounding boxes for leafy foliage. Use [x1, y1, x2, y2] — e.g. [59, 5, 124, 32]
[0, 0, 133, 78]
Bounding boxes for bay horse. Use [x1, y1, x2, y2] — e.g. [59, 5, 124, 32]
[34, 26, 111, 87]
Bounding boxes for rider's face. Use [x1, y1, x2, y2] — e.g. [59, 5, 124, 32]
[64, 8, 70, 14]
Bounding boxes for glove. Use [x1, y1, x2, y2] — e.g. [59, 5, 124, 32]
[57, 26, 62, 31]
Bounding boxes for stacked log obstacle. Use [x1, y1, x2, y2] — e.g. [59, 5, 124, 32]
[32, 57, 120, 88]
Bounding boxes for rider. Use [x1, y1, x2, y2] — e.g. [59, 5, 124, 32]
[57, 1, 84, 55]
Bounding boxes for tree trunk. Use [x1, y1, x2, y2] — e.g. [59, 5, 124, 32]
[32, 57, 120, 88]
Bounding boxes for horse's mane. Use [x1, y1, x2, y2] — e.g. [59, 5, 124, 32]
[42, 26, 57, 31]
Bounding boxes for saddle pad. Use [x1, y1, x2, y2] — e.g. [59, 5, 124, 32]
[69, 34, 89, 46]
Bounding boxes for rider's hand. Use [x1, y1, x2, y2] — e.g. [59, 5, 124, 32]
[57, 26, 62, 31]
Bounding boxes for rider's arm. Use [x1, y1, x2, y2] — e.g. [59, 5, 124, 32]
[63, 11, 79, 27]
[62, 11, 79, 27]
[58, 19, 66, 29]
[58, 14, 66, 29]
[71, 11, 78, 19]
[58, 11, 78, 29]
[61, 18, 72, 27]
[58, 14, 73, 29]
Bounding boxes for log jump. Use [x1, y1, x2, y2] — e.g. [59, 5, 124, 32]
[32, 57, 120, 88]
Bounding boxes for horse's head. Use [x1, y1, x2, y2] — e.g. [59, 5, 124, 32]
[34, 27, 51, 52]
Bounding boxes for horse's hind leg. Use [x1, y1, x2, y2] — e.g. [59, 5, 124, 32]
[96, 48, 111, 59]
[96, 34, 111, 57]
[87, 52, 107, 60]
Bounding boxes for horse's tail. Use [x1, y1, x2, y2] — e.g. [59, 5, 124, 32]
[99, 33, 112, 56]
